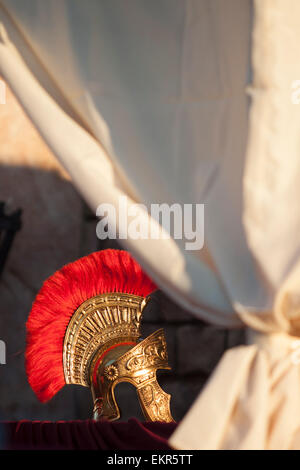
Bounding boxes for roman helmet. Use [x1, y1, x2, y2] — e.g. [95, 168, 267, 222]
[26, 249, 174, 422]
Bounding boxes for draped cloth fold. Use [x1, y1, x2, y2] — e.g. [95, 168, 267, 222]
[170, 0, 300, 449]
[170, 332, 300, 450]
[170, 260, 300, 449]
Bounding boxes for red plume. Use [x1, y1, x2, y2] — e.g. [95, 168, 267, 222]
[26, 249, 156, 403]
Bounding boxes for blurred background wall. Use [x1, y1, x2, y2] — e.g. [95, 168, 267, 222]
[0, 81, 245, 422]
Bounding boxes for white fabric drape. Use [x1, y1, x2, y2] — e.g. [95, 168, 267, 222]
[1, 0, 300, 449]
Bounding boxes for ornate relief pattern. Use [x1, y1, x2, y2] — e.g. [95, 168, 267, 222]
[138, 380, 173, 422]
[63, 293, 147, 386]
[102, 329, 175, 422]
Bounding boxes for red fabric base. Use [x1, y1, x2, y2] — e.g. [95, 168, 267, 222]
[1, 419, 177, 450]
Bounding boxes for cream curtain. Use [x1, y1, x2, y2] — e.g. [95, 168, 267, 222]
[1, 0, 300, 449]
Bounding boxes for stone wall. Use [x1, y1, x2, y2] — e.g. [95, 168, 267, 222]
[0, 81, 85, 420]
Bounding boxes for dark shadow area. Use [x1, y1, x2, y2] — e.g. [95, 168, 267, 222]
[114, 382, 145, 422]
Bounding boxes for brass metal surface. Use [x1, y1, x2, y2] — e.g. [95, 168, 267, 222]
[91, 329, 174, 423]
[63, 292, 174, 422]
[63, 292, 147, 386]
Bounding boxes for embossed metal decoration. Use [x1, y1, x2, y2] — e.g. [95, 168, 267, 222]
[63, 292, 174, 422]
